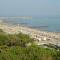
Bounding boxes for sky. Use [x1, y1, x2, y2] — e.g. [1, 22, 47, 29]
[0, 0, 60, 17]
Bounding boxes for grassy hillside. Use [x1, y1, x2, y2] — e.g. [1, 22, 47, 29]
[0, 29, 60, 60]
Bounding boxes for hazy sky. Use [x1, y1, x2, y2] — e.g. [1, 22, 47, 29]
[0, 0, 60, 16]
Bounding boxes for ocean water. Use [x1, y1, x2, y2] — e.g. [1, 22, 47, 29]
[1, 17, 60, 32]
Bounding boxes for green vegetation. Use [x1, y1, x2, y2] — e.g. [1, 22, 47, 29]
[0, 29, 60, 60]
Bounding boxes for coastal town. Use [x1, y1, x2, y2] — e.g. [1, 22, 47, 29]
[0, 20, 60, 46]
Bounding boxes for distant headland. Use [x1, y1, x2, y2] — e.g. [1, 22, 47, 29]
[0, 16, 32, 19]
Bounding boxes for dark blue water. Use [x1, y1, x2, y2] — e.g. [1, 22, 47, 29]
[1, 17, 60, 32]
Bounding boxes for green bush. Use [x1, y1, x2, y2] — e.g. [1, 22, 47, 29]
[0, 29, 60, 60]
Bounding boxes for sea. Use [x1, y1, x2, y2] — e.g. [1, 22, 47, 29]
[0, 16, 60, 32]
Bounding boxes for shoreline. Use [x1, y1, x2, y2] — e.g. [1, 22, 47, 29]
[0, 20, 60, 46]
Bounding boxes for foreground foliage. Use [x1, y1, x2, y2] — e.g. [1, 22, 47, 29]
[0, 29, 60, 60]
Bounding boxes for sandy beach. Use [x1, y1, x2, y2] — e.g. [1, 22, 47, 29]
[0, 20, 60, 46]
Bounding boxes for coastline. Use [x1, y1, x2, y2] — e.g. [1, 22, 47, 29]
[0, 20, 60, 46]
